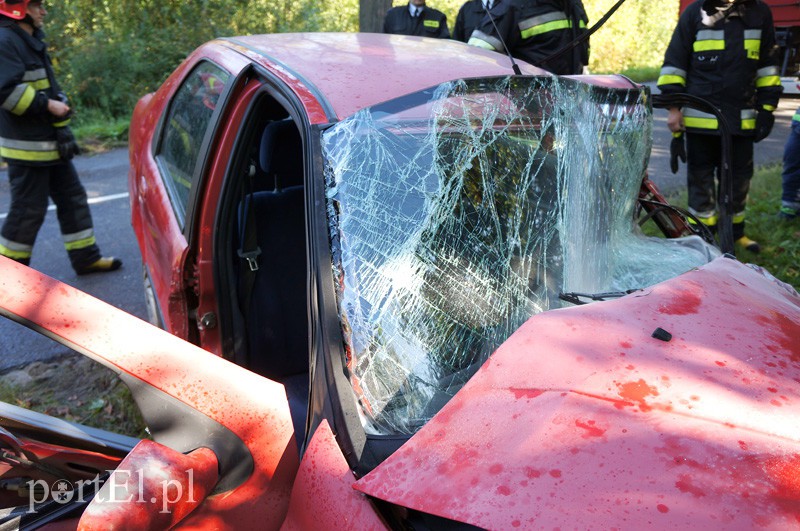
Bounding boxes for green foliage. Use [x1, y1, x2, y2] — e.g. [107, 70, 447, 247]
[43, 0, 676, 121]
[584, 0, 678, 74]
[45, 0, 335, 119]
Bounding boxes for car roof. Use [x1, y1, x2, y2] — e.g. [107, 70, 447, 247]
[220, 32, 550, 121]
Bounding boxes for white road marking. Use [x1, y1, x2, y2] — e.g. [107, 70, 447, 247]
[0, 192, 129, 220]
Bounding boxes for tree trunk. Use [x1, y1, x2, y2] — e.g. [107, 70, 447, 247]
[360, 0, 393, 32]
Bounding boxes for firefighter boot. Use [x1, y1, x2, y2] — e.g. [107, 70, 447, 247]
[733, 222, 760, 254]
[75, 257, 123, 275]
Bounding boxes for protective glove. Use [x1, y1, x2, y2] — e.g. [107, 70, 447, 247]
[754, 110, 774, 143]
[670, 132, 686, 174]
[55, 126, 80, 161]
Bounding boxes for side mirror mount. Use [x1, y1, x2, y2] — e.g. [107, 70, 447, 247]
[78, 439, 218, 529]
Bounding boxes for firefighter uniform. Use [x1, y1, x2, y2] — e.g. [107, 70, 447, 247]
[0, 15, 117, 272]
[658, 0, 782, 249]
[453, 0, 519, 55]
[511, 0, 590, 75]
[383, 3, 450, 39]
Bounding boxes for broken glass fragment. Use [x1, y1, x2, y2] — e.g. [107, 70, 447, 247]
[322, 76, 719, 435]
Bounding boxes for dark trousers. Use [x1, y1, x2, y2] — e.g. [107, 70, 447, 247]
[782, 119, 800, 210]
[686, 132, 753, 239]
[1, 162, 100, 269]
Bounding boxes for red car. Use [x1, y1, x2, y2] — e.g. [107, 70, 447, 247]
[2, 33, 797, 529]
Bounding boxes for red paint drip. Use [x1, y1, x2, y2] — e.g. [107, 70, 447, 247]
[525, 467, 543, 479]
[675, 473, 706, 498]
[572, 390, 634, 410]
[659, 282, 703, 315]
[763, 454, 800, 501]
[617, 379, 660, 412]
[575, 419, 607, 439]
[755, 312, 800, 363]
[497, 485, 512, 496]
[510, 388, 546, 400]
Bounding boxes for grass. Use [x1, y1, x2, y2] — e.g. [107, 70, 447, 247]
[71, 112, 130, 154]
[739, 163, 800, 289]
[643, 163, 800, 292]
[0, 355, 148, 439]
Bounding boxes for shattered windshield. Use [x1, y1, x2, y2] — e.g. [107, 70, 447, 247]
[322, 76, 719, 436]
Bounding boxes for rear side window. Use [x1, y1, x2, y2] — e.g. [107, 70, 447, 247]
[156, 62, 230, 226]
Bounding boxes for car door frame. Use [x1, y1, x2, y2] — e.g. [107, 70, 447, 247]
[135, 47, 250, 345]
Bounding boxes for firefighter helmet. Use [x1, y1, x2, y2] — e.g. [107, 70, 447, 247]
[0, 0, 29, 20]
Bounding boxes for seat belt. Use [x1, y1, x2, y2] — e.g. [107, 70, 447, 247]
[237, 166, 261, 316]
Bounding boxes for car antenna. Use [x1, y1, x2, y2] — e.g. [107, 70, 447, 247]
[483, 4, 522, 75]
[538, 0, 628, 72]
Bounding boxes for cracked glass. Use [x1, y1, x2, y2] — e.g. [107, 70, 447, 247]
[322, 76, 719, 436]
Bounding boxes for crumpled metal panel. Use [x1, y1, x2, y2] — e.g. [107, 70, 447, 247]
[280, 420, 387, 530]
[323, 76, 719, 435]
[355, 257, 800, 529]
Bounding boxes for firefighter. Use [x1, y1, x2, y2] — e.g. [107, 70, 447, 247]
[511, 0, 590, 75]
[383, 0, 450, 39]
[658, 0, 783, 253]
[453, 0, 519, 54]
[0, 0, 121, 273]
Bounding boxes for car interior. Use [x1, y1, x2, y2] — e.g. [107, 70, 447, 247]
[219, 93, 310, 443]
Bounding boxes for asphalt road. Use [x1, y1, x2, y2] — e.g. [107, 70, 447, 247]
[0, 91, 795, 372]
[0, 149, 148, 371]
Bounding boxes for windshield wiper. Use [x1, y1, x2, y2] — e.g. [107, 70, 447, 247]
[559, 289, 638, 305]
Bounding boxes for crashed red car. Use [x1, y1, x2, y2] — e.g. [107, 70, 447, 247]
[2, 252, 800, 529]
[1, 32, 798, 529]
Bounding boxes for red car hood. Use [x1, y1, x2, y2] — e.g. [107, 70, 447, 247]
[355, 257, 800, 529]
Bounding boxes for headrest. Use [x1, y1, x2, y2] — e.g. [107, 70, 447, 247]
[259, 119, 304, 189]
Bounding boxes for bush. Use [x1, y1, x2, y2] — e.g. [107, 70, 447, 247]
[45, 1, 677, 124]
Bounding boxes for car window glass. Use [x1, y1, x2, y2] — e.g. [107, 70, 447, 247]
[156, 62, 230, 226]
[321, 76, 721, 437]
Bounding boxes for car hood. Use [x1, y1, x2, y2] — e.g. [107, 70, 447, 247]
[354, 257, 800, 529]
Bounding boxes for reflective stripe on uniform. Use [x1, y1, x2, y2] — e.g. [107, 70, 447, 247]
[741, 108, 757, 130]
[755, 65, 781, 88]
[468, 30, 504, 52]
[683, 108, 718, 130]
[793, 109, 800, 123]
[2, 84, 36, 115]
[0, 236, 33, 260]
[688, 207, 718, 226]
[744, 29, 761, 60]
[732, 211, 746, 224]
[423, 19, 440, 28]
[22, 68, 49, 91]
[658, 66, 687, 86]
[2, 68, 49, 115]
[693, 29, 724, 52]
[682, 109, 757, 131]
[0, 136, 60, 162]
[63, 229, 96, 251]
[519, 11, 571, 39]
